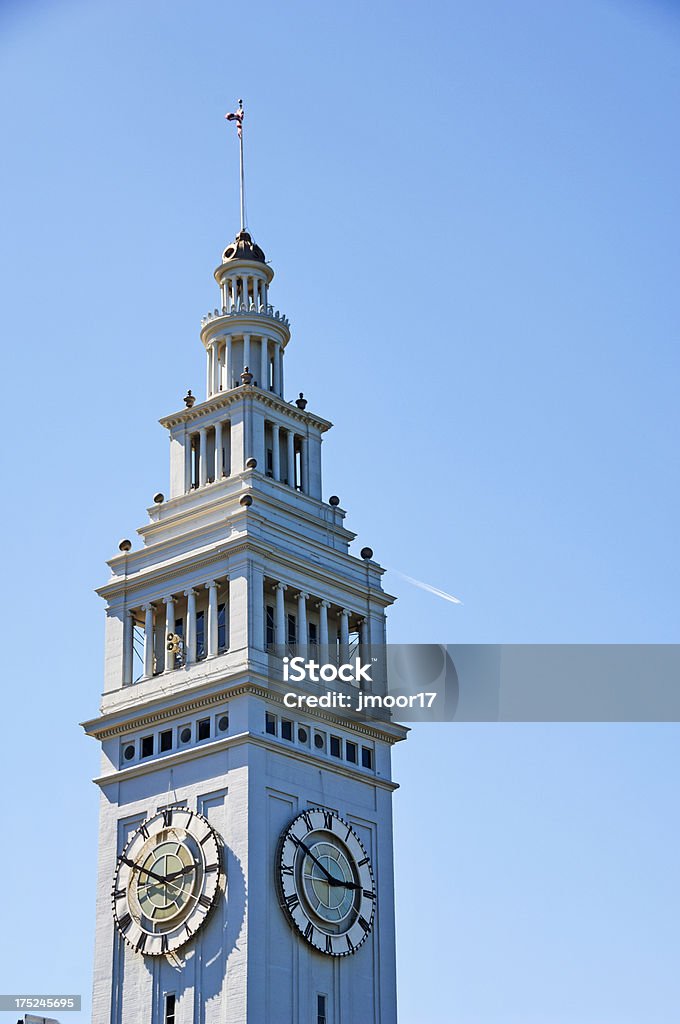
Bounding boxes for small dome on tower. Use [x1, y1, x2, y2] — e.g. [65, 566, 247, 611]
[222, 228, 266, 264]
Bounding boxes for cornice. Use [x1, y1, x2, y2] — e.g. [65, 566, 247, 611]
[158, 386, 331, 432]
[91, 730, 401, 793]
[82, 679, 408, 746]
[97, 530, 395, 611]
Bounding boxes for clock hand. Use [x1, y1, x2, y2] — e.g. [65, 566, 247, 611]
[296, 839, 337, 884]
[164, 862, 198, 883]
[119, 856, 169, 885]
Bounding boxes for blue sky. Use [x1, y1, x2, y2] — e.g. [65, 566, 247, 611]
[0, 1, 678, 1020]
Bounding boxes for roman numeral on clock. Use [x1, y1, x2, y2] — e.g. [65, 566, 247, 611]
[139, 824, 150, 839]
[162, 808, 173, 827]
[323, 811, 333, 830]
[346, 935, 355, 953]
[285, 892, 299, 911]
[358, 916, 370, 933]
[325, 935, 333, 954]
[198, 894, 212, 909]
[304, 921, 314, 942]
[281, 863, 294, 876]
[301, 811, 313, 831]
[113, 888, 126, 900]
[161, 934, 169, 954]
[118, 912, 132, 932]
[135, 933, 147, 953]
[358, 856, 370, 867]
[363, 889, 375, 901]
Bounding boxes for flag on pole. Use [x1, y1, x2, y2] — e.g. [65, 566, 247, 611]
[225, 106, 243, 139]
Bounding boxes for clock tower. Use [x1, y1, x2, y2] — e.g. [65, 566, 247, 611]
[83, 221, 407, 1024]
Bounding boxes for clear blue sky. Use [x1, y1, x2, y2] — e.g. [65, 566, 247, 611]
[1, 1, 679, 1021]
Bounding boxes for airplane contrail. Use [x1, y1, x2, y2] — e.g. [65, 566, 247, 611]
[388, 569, 463, 605]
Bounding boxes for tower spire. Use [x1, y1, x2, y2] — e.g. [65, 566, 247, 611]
[225, 99, 245, 231]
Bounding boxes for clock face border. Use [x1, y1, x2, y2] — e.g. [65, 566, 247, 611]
[111, 806, 224, 957]
[275, 807, 376, 957]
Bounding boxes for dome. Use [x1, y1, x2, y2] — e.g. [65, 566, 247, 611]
[222, 228, 266, 264]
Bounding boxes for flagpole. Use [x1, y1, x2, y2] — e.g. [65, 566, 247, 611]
[238, 98, 245, 231]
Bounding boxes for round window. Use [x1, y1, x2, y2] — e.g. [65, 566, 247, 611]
[298, 727, 308, 744]
[180, 727, 192, 744]
[314, 734, 324, 749]
[218, 715, 229, 733]
[123, 744, 135, 761]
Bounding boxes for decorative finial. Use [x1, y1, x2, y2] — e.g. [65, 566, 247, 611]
[225, 99, 246, 231]
[295, 392, 308, 410]
[241, 366, 253, 385]
[184, 389, 195, 408]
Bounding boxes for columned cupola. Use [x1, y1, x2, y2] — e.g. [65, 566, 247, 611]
[201, 228, 290, 398]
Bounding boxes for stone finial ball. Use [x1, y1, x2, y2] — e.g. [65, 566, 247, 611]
[360, 546, 374, 560]
[245, 457, 257, 469]
[119, 538, 132, 552]
[240, 495, 253, 507]
[153, 492, 165, 504]
[329, 495, 340, 507]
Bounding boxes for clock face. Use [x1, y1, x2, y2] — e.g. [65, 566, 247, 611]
[276, 808, 375, 957]
[112, 806, 223, 956]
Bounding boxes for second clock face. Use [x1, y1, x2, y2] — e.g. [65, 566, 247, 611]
[112, 806, 223, 956]
[276, 808, 376, 957]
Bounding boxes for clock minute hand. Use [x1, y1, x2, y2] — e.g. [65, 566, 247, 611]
[296, 838, 337, 884]
[118, 856, 168, 885]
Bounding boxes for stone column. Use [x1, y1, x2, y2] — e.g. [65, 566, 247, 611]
[164, 596, 175, 672]
[185, 589, 197, 665]
[318, 601, 329, 649]
[260, 337, 269, 390]
[206, 347, 212, 397]
[225, 335, 233, 389]
[287, 430, 295, 488]
[214, 420, 223, 480]
[212, 339, 221, 394]
[300, 437, 308, 493]
[279, 347, 285, 396]
[339, 609, 350, 663]
[275, 583, 287, 648]
[297, 592, 308, 649]
[241, 276, 248, 309]
[272, 423, 280, 481]
[184, 432, 193, 493]
[243, 333, 250, 373]
[206, 580, 218, 658]
[143, 603, 155, 678]
[122, 610, 134, 685]
[199, 427, 207, 487]
[273, 342, 281, 394]
[251, 565, 264, 651]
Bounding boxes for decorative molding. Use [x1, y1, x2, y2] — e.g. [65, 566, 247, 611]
[83, 680, 408, 746]
[158, 384, 331, 433]
[92, 730, 400, 793]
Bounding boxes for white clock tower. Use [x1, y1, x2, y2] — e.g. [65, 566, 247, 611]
[83, 220, 407, 1024]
